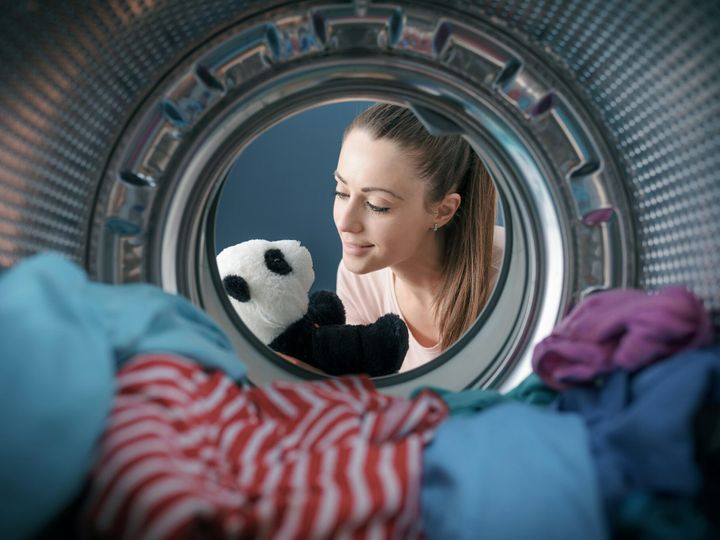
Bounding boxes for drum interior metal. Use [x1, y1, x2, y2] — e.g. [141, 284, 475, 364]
[1, 0, 718, 392]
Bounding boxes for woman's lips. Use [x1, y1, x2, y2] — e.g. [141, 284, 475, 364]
[342, 241, 374, 256]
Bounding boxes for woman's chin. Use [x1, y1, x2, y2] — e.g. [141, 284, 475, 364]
[342, 255, 379, 275]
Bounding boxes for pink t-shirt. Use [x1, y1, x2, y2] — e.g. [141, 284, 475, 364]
[336, 227, 505, 373]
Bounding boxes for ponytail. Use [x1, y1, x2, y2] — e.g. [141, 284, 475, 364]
[434, 153, 496, 349]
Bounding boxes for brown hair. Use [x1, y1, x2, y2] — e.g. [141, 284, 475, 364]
[345, 103, 497, 349]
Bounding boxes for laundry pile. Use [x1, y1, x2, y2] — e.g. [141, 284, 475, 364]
[421, 287, 718, 540]
[1, 253, 718, 539]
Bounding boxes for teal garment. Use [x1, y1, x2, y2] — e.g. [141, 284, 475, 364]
[613, 492, 711, 540]
[506, 372, 558, 405]
[413, 372, 557, 415]
[421, 402, 608, 540]
[0, 253, 246, 540]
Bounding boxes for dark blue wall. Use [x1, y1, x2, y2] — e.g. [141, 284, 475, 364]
[215, 101, 373, 293]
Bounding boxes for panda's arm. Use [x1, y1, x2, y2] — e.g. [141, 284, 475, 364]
[307, 290, 345, 326]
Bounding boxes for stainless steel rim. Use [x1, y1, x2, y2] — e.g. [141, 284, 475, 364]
[88, 2, 635, 393]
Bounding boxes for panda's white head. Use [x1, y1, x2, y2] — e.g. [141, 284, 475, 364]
[216, 239, 314, 344]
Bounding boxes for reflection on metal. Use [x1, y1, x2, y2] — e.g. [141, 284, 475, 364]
[86, 2, 634, 393]
[412, 104, 463, 135]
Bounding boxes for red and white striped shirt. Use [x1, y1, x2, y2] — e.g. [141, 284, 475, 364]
[82, 354, 448, 539]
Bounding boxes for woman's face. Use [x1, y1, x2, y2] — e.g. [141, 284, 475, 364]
[333, 128, 437, 275]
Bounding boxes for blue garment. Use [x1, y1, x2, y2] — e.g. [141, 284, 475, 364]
[0, 253, 245, 539]
[553, 345, 720, 510]
[422, 402, 607, 540]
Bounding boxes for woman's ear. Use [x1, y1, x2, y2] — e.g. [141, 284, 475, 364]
[434, 193, 462, 227]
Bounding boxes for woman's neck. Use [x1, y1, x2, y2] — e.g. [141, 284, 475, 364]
[392, 264, 441, 306]
[391, 264, 442, 348]
[391, 235, 444, 308]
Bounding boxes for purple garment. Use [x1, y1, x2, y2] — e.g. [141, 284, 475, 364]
[533, 287, 714, 390]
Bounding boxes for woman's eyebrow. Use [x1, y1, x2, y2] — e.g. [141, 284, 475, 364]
[334, 171, 405, 200]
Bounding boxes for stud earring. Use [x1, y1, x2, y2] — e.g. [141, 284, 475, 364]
[433, 223, 439, 232]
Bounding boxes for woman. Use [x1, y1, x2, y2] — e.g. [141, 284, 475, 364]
[334, 103, 504, 373]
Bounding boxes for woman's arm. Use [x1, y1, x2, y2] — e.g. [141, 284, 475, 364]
[274, 351, 327, 374]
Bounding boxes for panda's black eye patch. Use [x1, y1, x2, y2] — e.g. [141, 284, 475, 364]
[223, 275, 251, 302]
[264, 248, 292, 275]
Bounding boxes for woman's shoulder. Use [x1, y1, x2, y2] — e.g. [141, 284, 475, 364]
[493, 225, 506, 249]
[491, 225, 505, 269]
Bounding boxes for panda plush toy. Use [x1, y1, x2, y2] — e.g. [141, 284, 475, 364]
[216, 239, 409, 377]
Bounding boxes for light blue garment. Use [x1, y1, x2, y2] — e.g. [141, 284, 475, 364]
[0, 253, 245, 539]
[86, 279, 246, 379]
[422, 402, 607, 540]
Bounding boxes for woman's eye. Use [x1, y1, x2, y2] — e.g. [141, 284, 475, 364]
[334, 190, 389, 213]
[366, 202, 390, 214]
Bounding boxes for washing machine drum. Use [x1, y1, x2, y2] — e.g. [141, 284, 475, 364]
[1, 0, 718, 393]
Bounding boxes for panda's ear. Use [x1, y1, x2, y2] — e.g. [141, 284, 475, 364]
[223, 274, 251, 302]
[264, 248, 292, 275]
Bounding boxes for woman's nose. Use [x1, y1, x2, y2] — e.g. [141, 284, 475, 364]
[335, 200, 363, 233]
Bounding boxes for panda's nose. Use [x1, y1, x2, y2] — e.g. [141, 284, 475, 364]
[223, 274, 251, 302]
